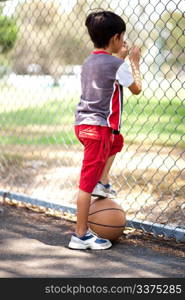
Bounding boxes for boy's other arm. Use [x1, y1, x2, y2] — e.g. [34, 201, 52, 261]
[128, 46, 142, 95]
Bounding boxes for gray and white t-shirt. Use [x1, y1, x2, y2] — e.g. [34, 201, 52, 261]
[75, 51, 134, 132]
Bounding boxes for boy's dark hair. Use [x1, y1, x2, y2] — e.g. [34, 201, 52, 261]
[85, 11, 126, 48]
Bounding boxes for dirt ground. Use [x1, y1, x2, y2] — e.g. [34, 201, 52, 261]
[0, 143, 185, 228]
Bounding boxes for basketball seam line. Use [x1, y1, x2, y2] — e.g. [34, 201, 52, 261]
[87, 220, 125, 228]
[88, 208, 124, 216]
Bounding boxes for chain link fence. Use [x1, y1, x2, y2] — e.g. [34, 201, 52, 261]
[0, 0, 184, 241]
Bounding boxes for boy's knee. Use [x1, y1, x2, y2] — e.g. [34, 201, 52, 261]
[117, 134, 124, 151]
[110, 134, 124, 156]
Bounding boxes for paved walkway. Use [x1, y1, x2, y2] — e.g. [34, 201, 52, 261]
[0, 204, 184, 278]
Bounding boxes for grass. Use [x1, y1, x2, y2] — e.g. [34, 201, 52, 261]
[0, 87, 184, 148]
[123, 96, 185, 147]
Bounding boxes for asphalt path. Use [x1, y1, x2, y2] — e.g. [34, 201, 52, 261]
[0, 204, 184, 278]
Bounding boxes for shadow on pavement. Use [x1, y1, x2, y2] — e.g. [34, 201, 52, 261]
[0, 203, 184, 278]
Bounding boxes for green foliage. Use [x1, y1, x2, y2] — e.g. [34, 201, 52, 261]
[0, 15, 18, 54]
[156, 11, 184, 73]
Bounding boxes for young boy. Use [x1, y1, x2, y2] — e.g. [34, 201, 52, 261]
[68, 11, 142, 250]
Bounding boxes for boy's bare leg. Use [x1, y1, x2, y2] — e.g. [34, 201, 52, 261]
[99, 154, 116, 185]
[76, 189, 91, 237]
[75, 155, 116, 237]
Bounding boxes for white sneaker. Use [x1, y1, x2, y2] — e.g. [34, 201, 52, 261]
[91, 182, 107, 198]
[92, 182, 117, 198]
[68, 229, 112, 250]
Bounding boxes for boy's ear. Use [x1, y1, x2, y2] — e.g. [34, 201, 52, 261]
[109, 33, 121, 47]
[112, 33, 121, 43]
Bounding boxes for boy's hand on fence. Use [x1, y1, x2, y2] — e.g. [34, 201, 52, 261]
[129, 46, 141, 64]
[128, 45, 142, 95]
[117, 41, 129, 60]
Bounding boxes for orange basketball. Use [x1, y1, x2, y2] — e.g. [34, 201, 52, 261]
[88, 197, 126, 241]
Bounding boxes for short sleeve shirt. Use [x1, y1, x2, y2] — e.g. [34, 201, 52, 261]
[75, 51, 134, 132]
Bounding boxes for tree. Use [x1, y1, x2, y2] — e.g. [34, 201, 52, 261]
[0, 7, 18, 77]
[155, 11, 184, 78]
[0, 15, 18, 54]
[12, 0, 91, 82]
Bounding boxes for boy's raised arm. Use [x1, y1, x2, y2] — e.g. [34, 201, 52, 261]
[128, 46, 142, 95]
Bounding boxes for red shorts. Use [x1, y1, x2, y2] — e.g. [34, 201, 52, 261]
[75, 125, 124, 193]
